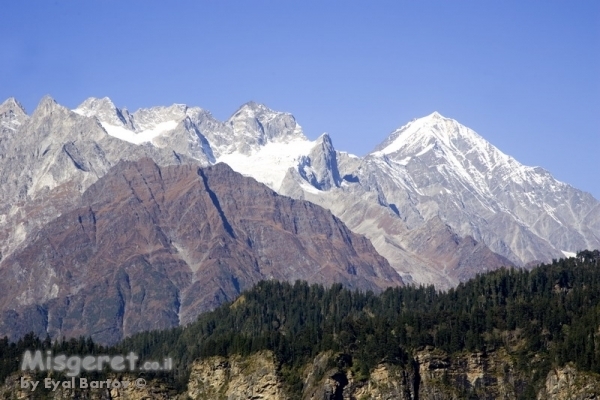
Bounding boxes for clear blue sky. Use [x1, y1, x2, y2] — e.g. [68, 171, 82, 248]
[2, 1, 599, 199]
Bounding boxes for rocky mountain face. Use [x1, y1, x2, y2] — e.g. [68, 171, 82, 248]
[0, 96, 208, 266]
[249, 113, 600, 287]
[280, 162, 514, 288]
[5, 350, 600, 399]
[1, 95, 598, 291]
[367, 112, 600, 265]
[0, 159, 401, 345]
[0, 98, 27, 136]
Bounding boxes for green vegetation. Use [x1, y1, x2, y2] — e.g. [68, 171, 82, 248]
[1, 250, 599, 397]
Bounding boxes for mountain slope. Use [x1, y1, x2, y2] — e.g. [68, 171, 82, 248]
[0, 159, 401, 345]
[365, 112, 600, 264]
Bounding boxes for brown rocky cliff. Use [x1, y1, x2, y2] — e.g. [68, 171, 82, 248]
[404, 217, 514, 283]
[0, 159, 402, 345]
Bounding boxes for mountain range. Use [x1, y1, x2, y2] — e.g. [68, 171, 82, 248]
[0, 95, 598, 342]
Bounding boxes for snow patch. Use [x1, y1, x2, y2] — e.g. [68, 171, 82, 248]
[218, 139, 316, 191]
[100, 121, 178, 145]
[415, 143, 435, 157]
[300, 182, 321, 194]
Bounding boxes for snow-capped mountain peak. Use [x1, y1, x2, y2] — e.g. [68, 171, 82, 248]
[370, 111, 520, 178]
[227, 101, 306, 146]
[427, 110, 443, 119]
[75, 96, 117, 115]
[231, 101, 270, 116]
[373, 112, 481, 155]
[73, 98, 204, 146]
[370, 112, 553, 207]
[131, 103, 197, 130]
[71, 98, 309, 161]
[74, 97, 131, 127]
[360, 111, 598, 268]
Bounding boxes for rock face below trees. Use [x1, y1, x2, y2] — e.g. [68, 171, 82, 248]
[186, 351, 287, 399]
[0, 159, 401, 345]
[175, 350, 600, 400]
[5, 350, 599, 399]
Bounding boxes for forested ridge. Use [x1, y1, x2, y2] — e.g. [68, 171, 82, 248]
[2, 250, 600, 397]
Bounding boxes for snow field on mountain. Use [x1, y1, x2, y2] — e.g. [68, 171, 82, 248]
[218, 139, 316, 191]
[98, 121, 179, 145]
